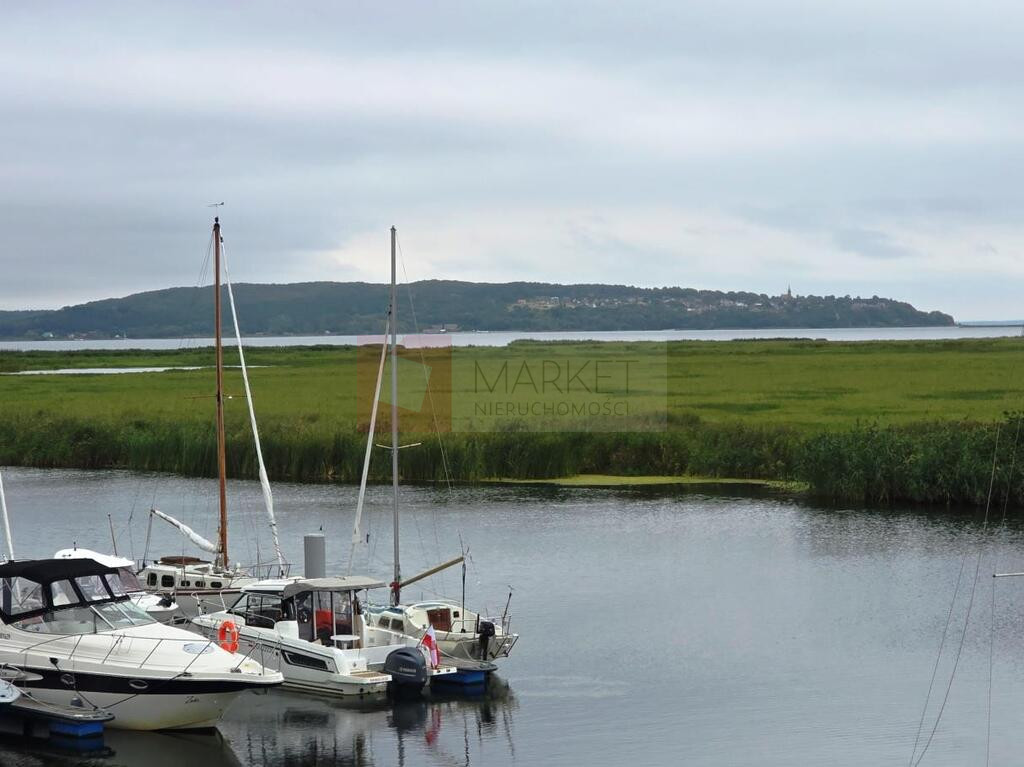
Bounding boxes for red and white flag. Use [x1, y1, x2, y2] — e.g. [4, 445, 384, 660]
[422, 625, 440, 668]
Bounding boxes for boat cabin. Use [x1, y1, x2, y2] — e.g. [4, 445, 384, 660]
[140, 557, 230, 592]
[230, 576, 386, 647]
[0, 558, 152, 634]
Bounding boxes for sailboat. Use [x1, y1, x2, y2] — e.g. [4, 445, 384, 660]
[356, 227, 519, 677]
[137, 217, 288, 615]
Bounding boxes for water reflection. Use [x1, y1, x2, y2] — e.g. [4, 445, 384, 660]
[219, 679, 518, 767]
[0, 681, 518, 767]
[0, 728, 240, 767]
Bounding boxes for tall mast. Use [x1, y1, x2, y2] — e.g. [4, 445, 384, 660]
[390, 226, 401, 605]
[214, 217, 229, 568]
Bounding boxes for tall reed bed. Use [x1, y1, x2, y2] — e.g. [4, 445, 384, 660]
[6, 410, 1023, 508]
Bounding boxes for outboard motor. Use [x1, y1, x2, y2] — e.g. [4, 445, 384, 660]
[477, 620, 496, 660]
[384, 647, 428, 697]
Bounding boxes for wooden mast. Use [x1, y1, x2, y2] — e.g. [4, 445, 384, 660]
[214, 217, 229, 568]
[390, 225, 401, 605]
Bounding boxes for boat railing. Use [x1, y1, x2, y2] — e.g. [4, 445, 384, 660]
[241, 561, 292, 580]
[15, 630, 278, 676]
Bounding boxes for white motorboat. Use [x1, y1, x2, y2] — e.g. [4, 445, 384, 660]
[53, 547, 180, 623]
[191, 576, 454, 698]
[0, 557, 282, 730]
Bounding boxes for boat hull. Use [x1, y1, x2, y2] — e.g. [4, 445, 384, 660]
[191, 618, 392, 699]
[18, 686, 243, 731]
[14, 666, 278, 730]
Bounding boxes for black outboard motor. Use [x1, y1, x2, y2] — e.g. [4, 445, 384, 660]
[384, 647, 428, 697]
[477, 620, 496, 660]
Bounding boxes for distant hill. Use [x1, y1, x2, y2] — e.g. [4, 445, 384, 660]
[0, 281, 954, 339]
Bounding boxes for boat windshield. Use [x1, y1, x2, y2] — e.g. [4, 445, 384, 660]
[110, 568, 143, 595]
[13, 598, 155, 635]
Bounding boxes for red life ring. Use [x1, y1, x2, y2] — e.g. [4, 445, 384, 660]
[218, 619, 240, 653]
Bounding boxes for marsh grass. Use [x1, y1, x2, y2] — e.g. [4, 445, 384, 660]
[3, 338, 1024, 506]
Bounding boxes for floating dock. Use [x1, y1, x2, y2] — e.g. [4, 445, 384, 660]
[0, 674, 113, 749]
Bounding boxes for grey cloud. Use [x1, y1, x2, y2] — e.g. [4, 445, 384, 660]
[1, 1, 1023, 317]
[832, 228, 914, 260]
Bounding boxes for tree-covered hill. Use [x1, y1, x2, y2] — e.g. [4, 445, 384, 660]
[0, 281, 954, 339]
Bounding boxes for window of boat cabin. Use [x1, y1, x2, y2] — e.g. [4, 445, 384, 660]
[50, 580, 77, 606]
[312, 590, 353, 643]
[2, 577, 44, 616]
[231, 593, 283, 628]
[293, 592, 314, 642]
[75, 575, 108, 601]
[147, 572, 157, 587]
[106, 571, 130, 597]
[161, 575, 174, 588]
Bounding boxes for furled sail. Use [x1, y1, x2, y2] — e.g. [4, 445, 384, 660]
[150, 508, 219, 555]
[0, 470, 13, 561]
[222, 246, 285, 568]
[349, 318, 390, 573]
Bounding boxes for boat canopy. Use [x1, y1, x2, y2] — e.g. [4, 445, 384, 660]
[0, 557, 131, 622]
[281, 576, 385, 599]
[0, 557, 115, 583]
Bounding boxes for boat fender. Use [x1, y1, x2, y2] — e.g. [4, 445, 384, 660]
[218, 619, 240, 653]
[478, 620, 495, 658]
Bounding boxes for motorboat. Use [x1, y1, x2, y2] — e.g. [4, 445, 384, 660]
[53, 547, 180, 623]
[191, 576, 455, 698]
[0, 557, 282, 730]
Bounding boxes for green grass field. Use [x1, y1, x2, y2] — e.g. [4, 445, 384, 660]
[2, 338, 1024, 506]
[4, 338, 1024, 426]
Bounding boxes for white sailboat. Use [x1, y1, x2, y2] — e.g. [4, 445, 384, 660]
[354, 227, 519, 678]
[138, 217, 288, 615]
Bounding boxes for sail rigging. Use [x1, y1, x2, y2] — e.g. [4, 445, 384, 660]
[348, 316, 391, 573]
[0, 470, 13, 561]
[222, 243, 284, 567]
[149, 508, 220, 554]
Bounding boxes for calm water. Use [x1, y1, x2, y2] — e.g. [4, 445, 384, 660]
[2, 468, 1024, 765]
[2, 325, 1023, 351]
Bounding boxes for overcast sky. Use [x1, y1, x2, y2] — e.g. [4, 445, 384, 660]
[1, 1, 1021, 319]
